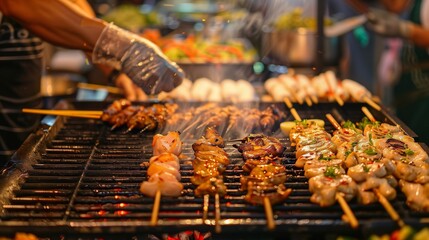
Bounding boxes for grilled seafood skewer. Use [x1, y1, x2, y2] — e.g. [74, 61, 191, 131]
[140, 132, 184, 225]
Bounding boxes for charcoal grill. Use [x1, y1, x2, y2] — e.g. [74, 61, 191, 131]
[0, 101, 428, 239]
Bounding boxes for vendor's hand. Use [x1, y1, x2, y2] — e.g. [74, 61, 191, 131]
[366, 8, 412, 38]
[114, 73, 148, 101]
[92, 24, 185, 95]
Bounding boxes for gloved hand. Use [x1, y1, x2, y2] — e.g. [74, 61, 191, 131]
[92, 23, 184, 95]
[365, 8, 412, 38]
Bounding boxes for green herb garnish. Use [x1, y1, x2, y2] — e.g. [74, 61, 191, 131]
[345, 150, 352, 157]
[362, 164, 371, 172]
[364, 148, 378, 156]
[369, 133, 374, 146]
[404, 149, 415, 156]
[324, 166, 339, 178]
[319, 155, 332, 161]
[342, 120, 355, 129]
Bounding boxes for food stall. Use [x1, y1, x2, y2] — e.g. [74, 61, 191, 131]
[0, 1, 429, 240]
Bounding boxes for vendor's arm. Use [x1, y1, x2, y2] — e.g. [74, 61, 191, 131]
[408, 23, 429, 48]
[0, 0, 105, 52]
[0, 0, 184, 95]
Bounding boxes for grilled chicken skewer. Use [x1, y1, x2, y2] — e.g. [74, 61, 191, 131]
[360, 108, 429, 212]
[287, 109, 359, 228]
[326, 114, 404, 226]
[234, 134, 292, 230]
[191, 126, 228, 233]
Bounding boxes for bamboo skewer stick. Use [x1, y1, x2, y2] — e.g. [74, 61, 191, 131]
[363, 96, 381, 111]
[326, 113, 405, 227]
[361, 107, 376, 122]
[334, 94, 344, 106]
[336, 193, 359, 228]
[22, 108, 102, 118]
[263, 197, 276, 230]
[373, 189, 405, 227]
[202, 194, 209, 222]
[150, 189, 161, 226]
[77, 82, 123, 94]
[311, 95, 319, 104]
[284, 97, 302, 121]
[304, 96, 313, 107]
[214, 193, 222, 233]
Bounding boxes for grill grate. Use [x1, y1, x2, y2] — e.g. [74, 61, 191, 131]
[0, 101, 427, 238]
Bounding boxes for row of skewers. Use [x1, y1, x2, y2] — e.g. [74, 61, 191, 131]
[285, 103, 429, 228]
[98, 100, 287, 138]
[264, 70, 381, 110]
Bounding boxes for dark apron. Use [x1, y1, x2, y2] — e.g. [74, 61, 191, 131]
[0, 16, 44, 165]
[394, 0, 429, 145]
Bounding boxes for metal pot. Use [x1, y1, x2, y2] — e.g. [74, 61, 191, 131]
[262, 28, 340, 67]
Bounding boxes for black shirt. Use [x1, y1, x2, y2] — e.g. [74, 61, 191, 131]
[0, 15, 44, 163]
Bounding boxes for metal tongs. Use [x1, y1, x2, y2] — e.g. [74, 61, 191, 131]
[324, 15, 367, 37]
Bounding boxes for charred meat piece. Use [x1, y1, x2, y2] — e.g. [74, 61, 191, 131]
[194, 177, 227, 197]
[244, 181, 292, 205]
[100, 99, 131, 122]
[241, 163, 287, 190]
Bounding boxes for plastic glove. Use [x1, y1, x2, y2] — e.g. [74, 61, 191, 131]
[366, 8, 412, 38]
[92, 23, 184, 95]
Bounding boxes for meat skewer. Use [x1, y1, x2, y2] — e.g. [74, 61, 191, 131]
[234, 134, 292, 230]
[326, 113, 405, 227]
[191, 126, 228, 233]
[288, 109, 359, 228]
[360, 107, 429, 212]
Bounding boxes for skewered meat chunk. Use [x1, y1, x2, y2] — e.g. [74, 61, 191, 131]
[194, 177, 227, 197]
[296, 149, 337, 168]
[343, 138, 382, 168]
[108, 105, 139, 128]
[347, 162, 389, 183]
[241, 164, 287, 189]
[234, 134, 284, 160]
[303, 158, 344, 172]
[191, 127, 230, 195]
[100, 99, 131, 122]
[140, 132, 183, 198]
[147, 161, 181, 181]
[399, 180, 429, 211]
[140, 172, 183, 197]
[148, 152, 180, 170]
[244, 181, 292, 205]
[191, 160, 225, 185]
[375, 138, 429, 164]
[308, 173, 357, 207]
[393, 161, 429, 184]
[331, 126, 363, 148]
[305, 165, 345, 179]
[196, 126, 225, 147]
[152, 131, 182, 156]
[296, 140, 337, 158]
